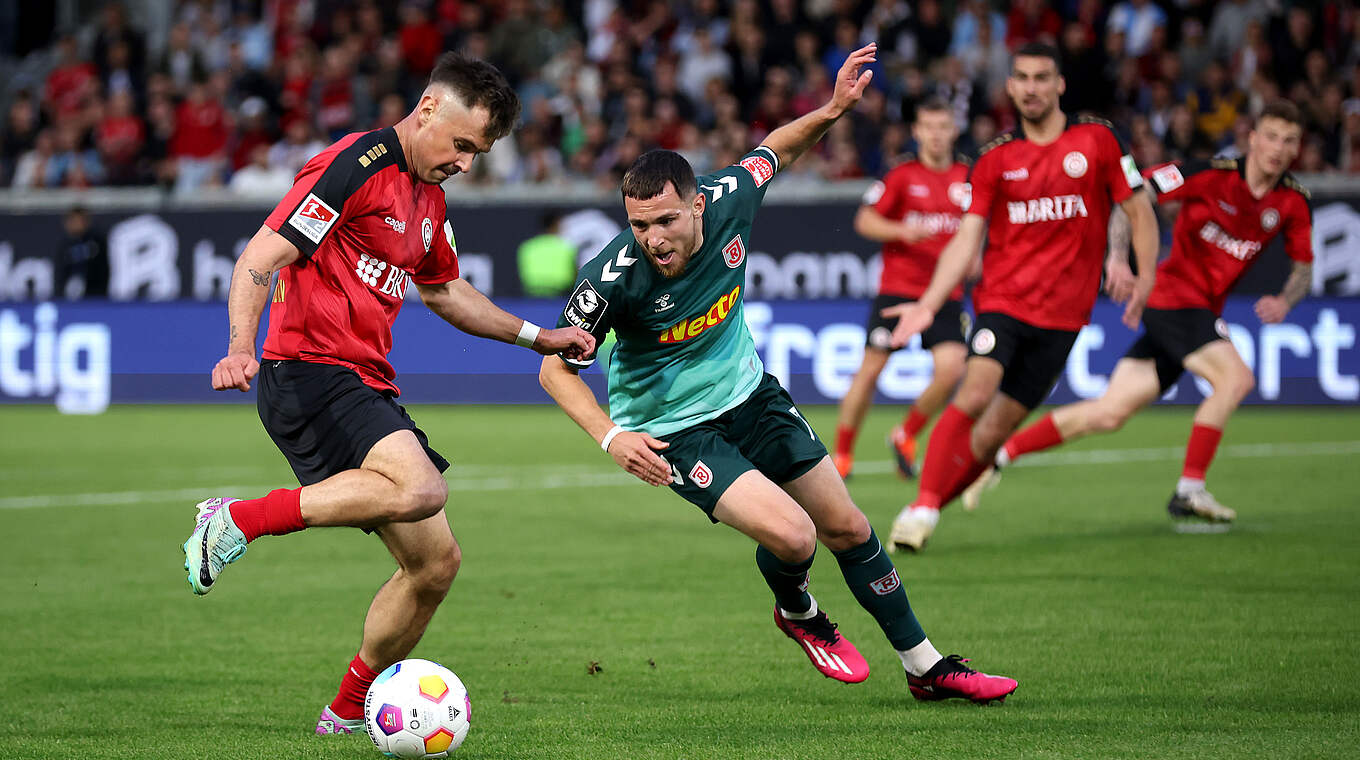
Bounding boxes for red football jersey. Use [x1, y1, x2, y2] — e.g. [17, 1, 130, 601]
[967, 117, 1144, 330]
[262, 127, 460, 394]
[863, 157, 971, 300]
[1144, 159, 1312, 314]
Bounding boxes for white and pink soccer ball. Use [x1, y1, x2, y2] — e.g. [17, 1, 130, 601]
[364, 658, 471, 758]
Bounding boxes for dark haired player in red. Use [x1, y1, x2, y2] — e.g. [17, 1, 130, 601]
[181, 54, 594, 734]
[967, 100, 1313, 526]
[882, 43, 1161, 551]
[833, 97, 974, 480]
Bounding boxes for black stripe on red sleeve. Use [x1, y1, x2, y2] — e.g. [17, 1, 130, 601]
[275, 129, 401, 258]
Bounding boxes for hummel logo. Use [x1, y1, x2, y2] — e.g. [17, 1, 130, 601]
[654, 294, 674, 312]
[601, 245, 637, 282]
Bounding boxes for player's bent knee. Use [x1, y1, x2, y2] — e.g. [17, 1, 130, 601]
[817, 509, 871, 551]
[1090, 406, 1130, 433]
[391, 477, 449, 523]
[766, 526, 817, 564]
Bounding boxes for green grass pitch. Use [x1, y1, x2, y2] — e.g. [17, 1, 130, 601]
[1, 403, 1358, 759]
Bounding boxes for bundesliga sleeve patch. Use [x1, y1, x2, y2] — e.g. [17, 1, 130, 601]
[1150, 164, 1185, 195]
[862, 180, 885, 206]
[564, 279, 608, 332]
[1120, 154, 1144, 190]
[288, 193, 339, 244]
[740, 154, 775, 187]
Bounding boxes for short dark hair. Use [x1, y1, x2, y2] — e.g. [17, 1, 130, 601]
[1013, 42, 1061, 74]
[620, 150, 698, 201]
[1258, 98, 1302, 128]
[428, 52, 520, 140]
[914, 96, 952, 121]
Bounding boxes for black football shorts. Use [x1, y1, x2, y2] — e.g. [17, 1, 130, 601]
[256, 359, 448, 486]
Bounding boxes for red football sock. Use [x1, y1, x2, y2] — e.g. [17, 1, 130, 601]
[1182, 424, 1223, 480]
[329, 654, 378, 721]
[229, 488, 304, 543]
[902, 407, 929, 439]
[835, 424, 857, 458]
[913, 404, 975, 510]
[1004, 413, 1064, 461]
[942, 453, 990, 506]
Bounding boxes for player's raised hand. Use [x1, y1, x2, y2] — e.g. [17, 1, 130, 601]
[830, 43, 876, 116]
[211, 351, 259, 392]
[534, 326, 596, 359]
[1254, 295, 1289, 324]
[607, 432, 672, 487]
[881, 301, 933, 348]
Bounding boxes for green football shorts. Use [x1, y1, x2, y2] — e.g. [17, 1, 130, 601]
[657, 373, 828, 521]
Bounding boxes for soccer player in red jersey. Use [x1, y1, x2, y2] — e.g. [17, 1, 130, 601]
[832, 97, 974, 480]
[181, 54, 594, 734]
[881, 43, 1161, 551]
[967, 100, 1313, 526]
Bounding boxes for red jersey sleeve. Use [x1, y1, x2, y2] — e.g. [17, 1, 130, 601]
[1282, 187, 1314, 264]
[1096, 124, 1142, 205]
[965, 148, 1000, 219]
[412, 213, 462, 285]
[264, 140, 374, 259]
[867, 165, 907, 218]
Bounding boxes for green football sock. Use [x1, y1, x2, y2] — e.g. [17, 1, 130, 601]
[755, 545, 814, 615]
[832, 529, 926, 649]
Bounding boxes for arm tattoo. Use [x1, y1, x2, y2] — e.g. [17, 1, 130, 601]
[230, 325, 238, 340]
[1281, 261, 1312, 307]
[248, 268, 271, 287]
[1107, 206, 1131, 266]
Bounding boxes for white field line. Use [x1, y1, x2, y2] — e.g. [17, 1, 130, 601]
[1, 440, 1358, 511]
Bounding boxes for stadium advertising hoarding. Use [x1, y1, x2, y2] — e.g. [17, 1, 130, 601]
[0, 297, 1355, 413]
[3, 194, 1360, 300]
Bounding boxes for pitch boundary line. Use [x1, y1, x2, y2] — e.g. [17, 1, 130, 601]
[2, 440, 1358, 510]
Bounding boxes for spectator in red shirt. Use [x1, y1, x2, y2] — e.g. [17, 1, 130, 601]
[1005, 0, 1063, 50]
[95, 91, 146, 184]
[172, 80, 230, 194]
[400, 3, 443, 77]
[45, 36, 99, 121]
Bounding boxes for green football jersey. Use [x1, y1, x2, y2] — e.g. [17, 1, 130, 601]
[555, 146, 782, 436]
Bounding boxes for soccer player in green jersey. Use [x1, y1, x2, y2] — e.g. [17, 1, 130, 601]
[538, 45, 1017, 704]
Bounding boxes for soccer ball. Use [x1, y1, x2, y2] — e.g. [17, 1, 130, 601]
[364, 658, 471, 758]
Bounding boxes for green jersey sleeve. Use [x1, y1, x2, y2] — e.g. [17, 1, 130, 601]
[554, 230, 636, 371]
[695, 145, 781, 225]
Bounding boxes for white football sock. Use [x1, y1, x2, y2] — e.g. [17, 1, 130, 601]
[907, 506, 940, 527]
[996, 447, 1012, 467]
[1176, 477, 1206, 497]
[898, 638, 944, 677]
[780, 594, 819, 621]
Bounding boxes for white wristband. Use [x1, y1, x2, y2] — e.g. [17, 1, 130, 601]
[600, 425, 624, 452]
[515, 320, 541, 348]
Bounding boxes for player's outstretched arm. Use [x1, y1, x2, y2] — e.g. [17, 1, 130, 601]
[538, 357, 672, 486]
[854, 205, 930, 244]
[759, 43, 875, 169]
[881, 213, 985, 347]
[1117, 189, 1159, 329]
[212, 225, 300, 392]
[417, 279, 595, 358]
[1255, 260, 1312, 324]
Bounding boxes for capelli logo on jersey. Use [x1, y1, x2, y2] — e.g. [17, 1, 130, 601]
[658, 285, 741, 343]
[904, 210, 961, 236]
[1006, 195, 1090, 224]
[1199, 221, 1262, 261]
[1002, 168, 1029, 181]
[384, 216, 406, 234]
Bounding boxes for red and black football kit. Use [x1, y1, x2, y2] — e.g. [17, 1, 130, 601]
[1126, 158, 1313, 391]
[861, 156, 973, 352]
[257, 127, 461, 484]
[964, 116, 1144, 408]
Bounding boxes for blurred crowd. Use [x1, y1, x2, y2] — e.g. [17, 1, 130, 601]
[1, 0, 1358, 197]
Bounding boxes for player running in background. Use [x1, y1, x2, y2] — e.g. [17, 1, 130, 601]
[964, 100, 1313, 525]
[833, 97, 974, 480]
[184, 54, 594, 735]
[881, 43, 1161, 552]
[539, 45, 1017, 704]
